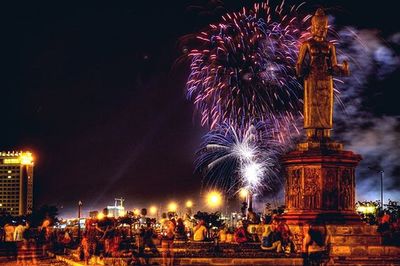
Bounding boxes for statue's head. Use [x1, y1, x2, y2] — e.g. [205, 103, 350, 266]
[311, 8, 328, 39]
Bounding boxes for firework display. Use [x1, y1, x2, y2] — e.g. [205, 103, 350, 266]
[186, 1, 311, 195]
[195, 123, 281, 195]
[186, 1, 309, 131]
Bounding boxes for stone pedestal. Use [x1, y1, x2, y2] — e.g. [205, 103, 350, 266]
[282, 140, 362, 225]
[281, 140, 400, 263]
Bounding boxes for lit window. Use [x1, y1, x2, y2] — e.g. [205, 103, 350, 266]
[7, 170, 11, 173]
[7, 176, 11, 179]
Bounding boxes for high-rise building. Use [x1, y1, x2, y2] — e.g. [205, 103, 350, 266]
[0, 151, 34, 216]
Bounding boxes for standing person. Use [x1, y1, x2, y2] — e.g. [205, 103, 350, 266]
[193, 220, 207, 241]
[183, 214, 193, 237]
[175, 218, 187, 241]
[161, 219, 175, 266]
[302, 220, 331, 266]
[110, 228, 121, 257]
[4, 222, 15, 242]
[61, 230, 72, 255]
[4, 223, 16, 260]
[14, 222, 27, 241]
[82, 221, 99, 263]
[37, 220, 51, 257]
[81, 232, 91, 265]
[135, 222, 159, 264]
[101, 225, 114, 257]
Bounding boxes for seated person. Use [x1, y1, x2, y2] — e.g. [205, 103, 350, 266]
[261, 218, 282, 252]
[260, 216, 272, 247]
[193, 220, 207, 241]
[234, 221, 248, 244]
[219, 226, 227, 243]
[277, 218, 296, 253]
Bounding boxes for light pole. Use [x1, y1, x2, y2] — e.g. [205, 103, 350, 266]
[379, 170, 384, 210]
[248, 191, 253, 212]
[78, 201, 83, 242]
[369, 167, 384, 210]
[186, 200, 193, 217]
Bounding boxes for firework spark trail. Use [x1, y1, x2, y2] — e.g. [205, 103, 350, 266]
[186, 2, 308, 134]
[195, 122, 282, 195]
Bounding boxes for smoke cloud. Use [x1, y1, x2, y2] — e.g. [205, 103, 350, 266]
[335, 27, 400, 202]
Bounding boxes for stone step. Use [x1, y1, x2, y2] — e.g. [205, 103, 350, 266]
[332, 245, 400, 257]
[332, 257, 400, 266]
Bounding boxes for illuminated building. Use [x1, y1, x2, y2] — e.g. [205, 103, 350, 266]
[0, 151, 34, 216]
[106, 198, 125, 217]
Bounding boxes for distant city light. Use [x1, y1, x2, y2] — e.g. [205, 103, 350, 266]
[357, 204, 377, 214]
[20, 152, 34, 165]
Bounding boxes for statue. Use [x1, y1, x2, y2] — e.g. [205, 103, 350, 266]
[296, 8, 349, 140]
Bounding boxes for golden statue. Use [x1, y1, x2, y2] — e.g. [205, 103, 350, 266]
[296, 8, 349, 140]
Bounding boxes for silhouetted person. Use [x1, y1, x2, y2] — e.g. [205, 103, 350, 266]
[302, 219, 331, 266]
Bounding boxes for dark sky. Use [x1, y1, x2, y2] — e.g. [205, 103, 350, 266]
[3, 1, 399, 217]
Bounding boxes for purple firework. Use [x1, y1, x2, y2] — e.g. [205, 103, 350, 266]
[186, 1, 310, 133]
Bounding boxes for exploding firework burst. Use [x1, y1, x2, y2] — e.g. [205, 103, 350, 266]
[195, 122, 282, 195]
[186, 1, 310, 132]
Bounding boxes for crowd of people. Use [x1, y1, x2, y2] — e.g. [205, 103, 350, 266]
[72, 211, 301, 265]
[1, 204, 399, 266]
[377, 210, 400, 245]
[0, 219, 75, 265]
[356, 200, 400, 245]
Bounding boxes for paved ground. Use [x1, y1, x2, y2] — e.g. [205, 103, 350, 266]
[0, 258, 68, 265]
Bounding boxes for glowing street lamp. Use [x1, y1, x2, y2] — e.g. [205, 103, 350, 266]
[78, 201, 83, 241]
[239, 188, 249, 200]
[168, 202, 178, 212]
[149, 206, 157, 216]
[186, 200, 193, 208]
[206, 191, 222, 209]
[97, 212, 105, 220]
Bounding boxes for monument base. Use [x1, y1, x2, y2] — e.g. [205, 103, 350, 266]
[288, 223, 400, 259]
[282, 139, 362, 225]
[282, 210, 362, 225]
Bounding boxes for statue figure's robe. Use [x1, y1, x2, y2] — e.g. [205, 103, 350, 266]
[297, 38, 337, 131]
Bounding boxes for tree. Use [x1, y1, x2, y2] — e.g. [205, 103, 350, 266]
[27, 205, 59, 227]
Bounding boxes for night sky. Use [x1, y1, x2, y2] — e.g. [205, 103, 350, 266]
[3, 1, 399, 217]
